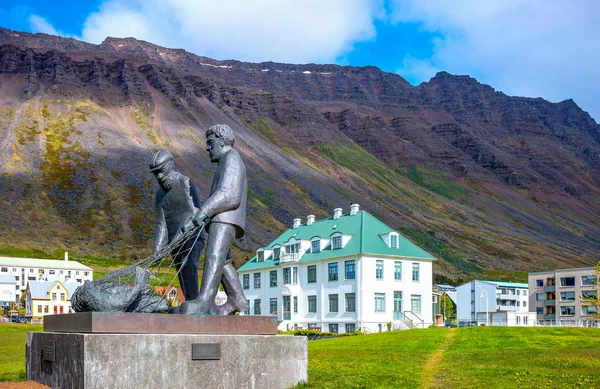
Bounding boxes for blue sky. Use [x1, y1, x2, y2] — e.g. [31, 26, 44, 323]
[1, 0, 599, 121]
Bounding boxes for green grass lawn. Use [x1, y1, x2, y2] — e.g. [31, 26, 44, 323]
[0, 323, 43, 382]
[302, 327, 600, 389]
[3, 325, 600, 388]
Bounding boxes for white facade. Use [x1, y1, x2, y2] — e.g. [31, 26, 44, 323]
[25, 280, 80, 323]
[0, 254, 93, 304]
[237, 206, 436, 333]
[0, 275, 16, 306]
[457, 280, 530, 325]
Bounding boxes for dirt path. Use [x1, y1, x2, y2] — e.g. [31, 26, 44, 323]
[420, 328, 456, 389]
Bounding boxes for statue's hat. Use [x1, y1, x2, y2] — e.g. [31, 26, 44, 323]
[149, 150, 173, 172]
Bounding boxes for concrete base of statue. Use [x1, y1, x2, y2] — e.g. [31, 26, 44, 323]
[27, 313, 308, 389]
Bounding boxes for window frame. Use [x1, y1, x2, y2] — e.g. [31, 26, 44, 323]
[328, 262, 339, 281]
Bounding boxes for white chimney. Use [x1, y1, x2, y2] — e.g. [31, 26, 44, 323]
[293, 218, 301, 228]
[307, 215, 315, 226]
[350, 203, 360, 215]
[333, 208, 342, 220]
[64, 252, 68, 261]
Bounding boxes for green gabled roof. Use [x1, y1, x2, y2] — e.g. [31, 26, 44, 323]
[238, 210, 435, 272]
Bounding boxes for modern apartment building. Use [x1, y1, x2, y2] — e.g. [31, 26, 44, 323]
[529, 267, 598, 324]
[237, 205, 436, 333]
[0, 254, 93, 304]
[456, 280, 535, 326]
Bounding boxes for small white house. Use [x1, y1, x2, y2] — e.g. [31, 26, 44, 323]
[457, 280, 535, 326]
[0, 274, 16, 307]
[237, 205, 436, 333]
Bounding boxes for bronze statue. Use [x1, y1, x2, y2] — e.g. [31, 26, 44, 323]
[178, 124, 249, 315]
[150, 150, 205, 301]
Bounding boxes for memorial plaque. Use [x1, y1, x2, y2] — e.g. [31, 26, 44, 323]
[42, 340, 55, 362]
[191, 343, 221, 360]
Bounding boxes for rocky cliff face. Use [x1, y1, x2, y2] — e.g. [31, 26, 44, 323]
[0, 27, 599, 280]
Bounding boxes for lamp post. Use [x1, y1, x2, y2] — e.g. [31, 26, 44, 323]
[477, 285, 489, 325]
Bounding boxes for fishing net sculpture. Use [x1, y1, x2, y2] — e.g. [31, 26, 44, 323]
[71, 223, 204, 314]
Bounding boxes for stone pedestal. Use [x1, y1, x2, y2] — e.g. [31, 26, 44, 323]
[27, 313, 308, 389]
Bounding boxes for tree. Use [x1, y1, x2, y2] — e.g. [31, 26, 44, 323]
[440, 294, 456, 321]
[580, 262, 600, 319]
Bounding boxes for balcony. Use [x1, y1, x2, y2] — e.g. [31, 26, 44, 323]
[497, 294, 518, 300]
[544, 314, 556, 320]
[280, 253, 300, 263]
[497, 305, 519, 312]
[544, 285, 556, 293]
[544, 300, 556, 306]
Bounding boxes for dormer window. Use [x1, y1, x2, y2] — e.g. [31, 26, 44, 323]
[257, 250, 265, 262]
[273, 247, 281, 260]
[390, 233, 399, 248]
[332, 235, 342, 250]
[311, 239, 321, 253]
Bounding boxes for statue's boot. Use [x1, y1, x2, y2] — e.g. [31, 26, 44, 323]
[216, 264, 249, 315]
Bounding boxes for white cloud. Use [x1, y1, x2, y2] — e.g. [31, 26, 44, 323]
[29, 15, 60, 36]
[79, 0, 382, 64]
[390, 0, 600, 121]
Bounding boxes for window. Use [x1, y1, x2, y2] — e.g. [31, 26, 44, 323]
[254, 299, 261, 315]
[329, 294, 338, 313]
[375, 293, 386, 313]
[560, 277, 575, 287]
[523, 290, 527, 296]
[307, 265, 317, 283]
[412, 263, 420, 282]
[345, 293, 356, 312]
[311, 240, 320, 253]
[583, 306, 598, 315]
[560, 306, 575, 316]
[292, 267, 298, 284]
[270, 270, 277, 287]
[329, 323, 338, 334]
[1, 267, 7, 272]
[523, 301, 527, 307]
[394, 261, 402, 281]
[51, 293, 57, 301]
[243, 299, 250, 315]
[390, 234, 398, 248]
[293, 296, 298, 313]
[517, 301, 520, 306]
[273, 247, 281, 260]
[37, 305, 42, 313]
[328, 262, 338, 281]
[270, 298, 278, 315]
[411, 295, 421, 313]
[332, 235, 342, 250]
[49, 270, 56, 275]
[60, 293, 65, 301]
[242, 274, 249, 289]
[283, 268, 291, 284]
[308, 296, 317, 313]
[12, 268, 16, 272]
[257, 251, 265, 262]
[254, 273, 261, 289]
[76, 271, 79, 275]
[345, 260, 355, 279]
[285, 243, 301, 254]
[345, 323, 356, 333]
[536, 293, 544, 301]
[30, 269, 34, 273]
[582, 275, 597, 285]
[517, 290, 520, 296]
[582, 290, 598, 299]
[44, 305, 48, 313]
[536, 279, 543, 287]
[84, 272, 89, 276]
[536, 307, 543, 314]
[376, 260, 384, 280]
[560, 291, 575, 301]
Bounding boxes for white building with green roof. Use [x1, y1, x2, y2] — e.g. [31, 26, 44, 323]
[237, 204, 436, 333]
[0, 254, 93, 305]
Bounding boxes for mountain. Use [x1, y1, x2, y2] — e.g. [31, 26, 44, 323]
[0, 27, 599, 281]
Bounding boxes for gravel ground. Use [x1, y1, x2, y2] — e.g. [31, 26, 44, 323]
[0, 382, 50, 389]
